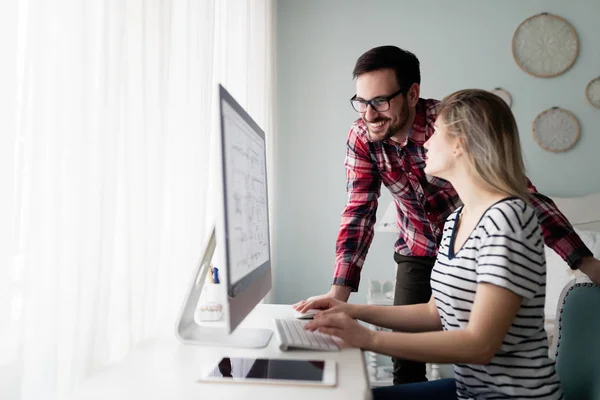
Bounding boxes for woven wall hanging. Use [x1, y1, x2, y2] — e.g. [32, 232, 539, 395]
[585, 77, 600, 109]
[512, 13, 578, 78]
[532, 107, 579, 152]
[490, 88, 512, 107]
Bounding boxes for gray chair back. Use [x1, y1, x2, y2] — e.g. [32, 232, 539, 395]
[552, 278, 600, 400]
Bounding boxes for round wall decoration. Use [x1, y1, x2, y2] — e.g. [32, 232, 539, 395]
[532, 107, 579, 152]
[490, 88, 512, 107]
[512, 13, 578, 78]
[585, 76, 600, 109]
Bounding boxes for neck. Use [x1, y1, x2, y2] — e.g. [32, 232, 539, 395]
[449, 170, 509, 218]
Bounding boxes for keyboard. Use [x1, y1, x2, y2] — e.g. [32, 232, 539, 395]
[273, 318, 340, 351]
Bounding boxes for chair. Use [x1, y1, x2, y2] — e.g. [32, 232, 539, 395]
[551, 277, 600, 400]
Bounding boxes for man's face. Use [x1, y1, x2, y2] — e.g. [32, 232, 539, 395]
[355, 69, 410, 142]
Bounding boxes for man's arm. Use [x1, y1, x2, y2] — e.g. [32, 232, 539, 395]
[527, 182, 600, 284]
[528, 181, 593, 268]
[325, 284, 352, 302]
[579, 258, 600, 284]
[331, 125, 382, 295]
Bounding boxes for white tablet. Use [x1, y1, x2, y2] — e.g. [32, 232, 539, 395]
[198, 357, 337, 387]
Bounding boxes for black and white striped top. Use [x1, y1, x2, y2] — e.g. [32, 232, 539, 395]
[431, 197, 563, 399]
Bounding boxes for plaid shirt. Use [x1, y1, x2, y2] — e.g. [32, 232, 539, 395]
[333, 98, 592, 291]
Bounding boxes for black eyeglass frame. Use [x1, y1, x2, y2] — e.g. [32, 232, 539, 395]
[350, 88, 404, 113]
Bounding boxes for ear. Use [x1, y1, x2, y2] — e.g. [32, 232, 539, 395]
[453, 138, 465, 157]
[407, 83, 420, 107]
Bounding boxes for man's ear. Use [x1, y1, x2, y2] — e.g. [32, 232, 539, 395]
[408, 83, 420, 107]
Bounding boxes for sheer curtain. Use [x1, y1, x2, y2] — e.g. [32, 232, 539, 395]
[0, 1, 275, 399]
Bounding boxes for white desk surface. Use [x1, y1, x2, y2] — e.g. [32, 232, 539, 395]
[70, 304, 372, 400]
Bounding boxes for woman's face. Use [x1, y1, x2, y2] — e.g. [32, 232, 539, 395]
[423, 116, 460, 179]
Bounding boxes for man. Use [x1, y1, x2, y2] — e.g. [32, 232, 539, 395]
[299, 45, 600, 385]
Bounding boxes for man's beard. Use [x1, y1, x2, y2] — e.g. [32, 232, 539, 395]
[367, 101, 410, 142]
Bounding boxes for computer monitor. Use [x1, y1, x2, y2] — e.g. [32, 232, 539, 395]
[175, 84, 273, 348]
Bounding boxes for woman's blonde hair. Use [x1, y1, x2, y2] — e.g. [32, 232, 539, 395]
[438, 89, 529, 200]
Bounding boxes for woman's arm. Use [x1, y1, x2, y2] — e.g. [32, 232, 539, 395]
[296, 293, 442, 333]
[367, 283, 522, 363]
[352, 295, 443, 332]
[307, 282, 522, 364]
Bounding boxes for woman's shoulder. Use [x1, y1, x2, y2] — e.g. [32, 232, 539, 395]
[480, 197, 539, 235]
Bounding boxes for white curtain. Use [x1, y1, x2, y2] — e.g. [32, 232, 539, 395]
[0, 1, 275, 399]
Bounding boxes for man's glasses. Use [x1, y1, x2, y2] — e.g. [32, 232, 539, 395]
[350, 88, 404, 113]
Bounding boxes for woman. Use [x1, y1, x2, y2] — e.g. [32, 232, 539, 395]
[296, 89, 563, 399]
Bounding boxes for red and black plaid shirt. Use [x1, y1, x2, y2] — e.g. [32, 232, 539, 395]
[333, 98, 592, 291]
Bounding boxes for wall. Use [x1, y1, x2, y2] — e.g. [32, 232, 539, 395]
[273, 0, 600, 304]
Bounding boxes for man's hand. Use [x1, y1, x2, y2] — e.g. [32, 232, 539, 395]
[304, 311, 375, 349]
[293, 296, 357, 318]
[292, 285, 352, 311]
[578, 257, 600, 285]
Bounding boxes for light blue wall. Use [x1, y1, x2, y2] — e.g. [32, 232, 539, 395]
[272, 0, 600, 305]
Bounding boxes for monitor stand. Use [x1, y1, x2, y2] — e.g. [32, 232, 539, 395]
[174, 227, 273, 348]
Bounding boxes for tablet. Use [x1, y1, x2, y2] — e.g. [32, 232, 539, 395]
[198, 357, 336, 387]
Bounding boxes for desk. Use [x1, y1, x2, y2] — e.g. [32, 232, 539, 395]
[70, 304, 372, 400]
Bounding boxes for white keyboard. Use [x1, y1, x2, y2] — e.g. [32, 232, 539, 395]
[273, 318, 340, 351]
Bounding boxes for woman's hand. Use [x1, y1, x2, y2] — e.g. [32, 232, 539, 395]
[304, 311, 375, 349]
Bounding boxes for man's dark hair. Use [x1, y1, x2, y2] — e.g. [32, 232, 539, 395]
[352, 46, 420, 94]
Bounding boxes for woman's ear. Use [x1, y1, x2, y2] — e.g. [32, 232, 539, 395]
[453, 138, 465, 157]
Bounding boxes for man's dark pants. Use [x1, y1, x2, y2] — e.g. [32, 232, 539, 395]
[392, 253, 436, 385]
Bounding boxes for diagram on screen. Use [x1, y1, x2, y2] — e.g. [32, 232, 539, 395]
[223, 104, 270, 284]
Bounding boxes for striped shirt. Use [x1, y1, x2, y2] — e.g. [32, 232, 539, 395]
[333, 98, 592, 291]
[431, 198, 563, 399]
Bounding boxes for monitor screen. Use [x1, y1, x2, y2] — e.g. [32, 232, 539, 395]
[219, 85, 271, 301]
[175, 85, 273, 345]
